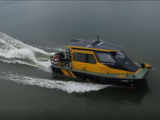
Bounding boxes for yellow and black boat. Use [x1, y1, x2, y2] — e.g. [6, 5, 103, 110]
[50, 37, 151, 87]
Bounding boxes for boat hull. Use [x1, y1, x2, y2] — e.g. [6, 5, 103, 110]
[51, 64, 150, 86]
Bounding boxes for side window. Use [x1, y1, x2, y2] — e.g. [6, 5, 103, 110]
[73, 53, 96, 64]
[73, 53, 87, 62]
[96, 52, 116, 64]
[87, 54, 96, 64]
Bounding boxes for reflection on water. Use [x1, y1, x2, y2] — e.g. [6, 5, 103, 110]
[76, 79, 149, 104]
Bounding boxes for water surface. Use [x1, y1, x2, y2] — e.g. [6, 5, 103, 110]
[0, 1, 159, 119]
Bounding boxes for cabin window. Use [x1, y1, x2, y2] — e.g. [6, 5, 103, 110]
[96, 52, 116, 65]
[73, 53, 87, 62]
[87, 54, 96, 64]
[95, 51, 139, 72]
[73, 53, 96, 64]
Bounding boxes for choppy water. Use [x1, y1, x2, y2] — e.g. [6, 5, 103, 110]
[0, 1, 158, 120]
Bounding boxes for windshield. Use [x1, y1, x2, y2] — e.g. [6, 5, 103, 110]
[95, 51, 139, 72]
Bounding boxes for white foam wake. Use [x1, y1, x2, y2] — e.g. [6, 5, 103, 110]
[7, 74, 110, 93]
[0, 32, 54, 72]
[0, 32, 110, 93]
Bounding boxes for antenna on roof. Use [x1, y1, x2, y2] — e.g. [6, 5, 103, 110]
[97, 35, 100, 41]
[90, 35, 102, 47]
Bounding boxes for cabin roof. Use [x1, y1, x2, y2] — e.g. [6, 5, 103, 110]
[68, 39, 121, 51]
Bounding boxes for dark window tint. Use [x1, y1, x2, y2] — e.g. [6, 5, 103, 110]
[73, 53, 87, 62]
[73, 53, 96, 64]
[95, 51, 139, 72]
[87, 54, 96, 64]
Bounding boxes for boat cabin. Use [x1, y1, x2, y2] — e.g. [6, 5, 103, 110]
[50, 38, 151, 85]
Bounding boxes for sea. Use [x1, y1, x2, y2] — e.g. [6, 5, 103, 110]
[0, 1, 159, 119]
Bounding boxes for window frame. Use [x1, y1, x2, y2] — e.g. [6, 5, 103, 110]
[73, 52, 96, 64]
